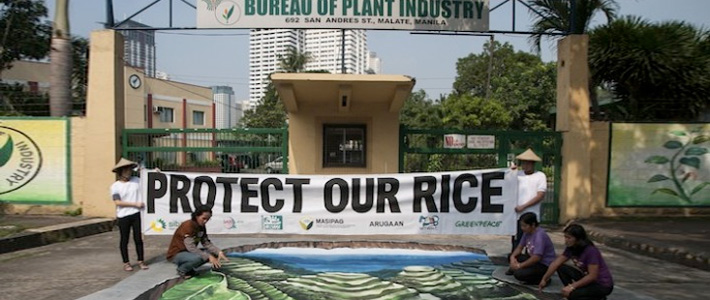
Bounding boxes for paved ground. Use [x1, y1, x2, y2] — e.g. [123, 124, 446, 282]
[0, 216, 708, 300]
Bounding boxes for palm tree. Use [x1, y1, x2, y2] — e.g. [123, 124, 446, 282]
[588, 16, 710, 121]
[277, 45, 312, 73]
[527, 0, 618, 119]
[49, 0, 72, 116]
[528, 0, 618, 52]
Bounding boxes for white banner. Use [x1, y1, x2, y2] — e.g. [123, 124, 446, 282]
[142, 168, 516, 235]
[197, 0, 490, 32]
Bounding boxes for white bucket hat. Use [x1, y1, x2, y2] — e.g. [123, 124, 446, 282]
[112, 158, 137, 173]
[516, 148, 542, 162]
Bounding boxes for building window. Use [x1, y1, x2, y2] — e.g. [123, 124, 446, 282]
[323, 124, 366, 168]
[193, 111, 205, 125]
[157, 106, 173, 123]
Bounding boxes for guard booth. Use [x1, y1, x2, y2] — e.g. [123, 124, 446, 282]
[271, 73, 415, 175]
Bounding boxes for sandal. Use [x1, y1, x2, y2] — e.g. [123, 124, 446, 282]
[138, 262, 149, 270]
[123, 263, 134, 272]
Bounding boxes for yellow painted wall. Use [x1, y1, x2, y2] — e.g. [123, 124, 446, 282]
[288, 101, 400, 174]
[82, 30, 126, 218]
[124, 68, 213, 129]
[556, 35, 593, 223]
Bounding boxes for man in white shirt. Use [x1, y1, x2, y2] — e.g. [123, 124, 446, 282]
[512, 149, 547, 251]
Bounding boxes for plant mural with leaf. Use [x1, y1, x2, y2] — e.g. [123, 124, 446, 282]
[222, 5, 234, 22]
[0, 134, 13, 167]
[645, 128, 709, 203]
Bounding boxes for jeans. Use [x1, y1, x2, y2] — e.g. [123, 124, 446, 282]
[117, 212, 144, 263]
[558, 264, 614, 300]
[173, 251, 207, 274]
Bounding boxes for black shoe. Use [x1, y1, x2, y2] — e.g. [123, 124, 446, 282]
[505, 268, 514, 276]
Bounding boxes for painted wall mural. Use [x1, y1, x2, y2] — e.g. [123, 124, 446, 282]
[608, 123, 709, 207]
[158, 247, 541, 300]
[0, 118, 70, 204]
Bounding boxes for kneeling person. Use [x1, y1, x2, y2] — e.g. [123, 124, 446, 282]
[166, 206, 229, 279]
[508, 212, 556, 285]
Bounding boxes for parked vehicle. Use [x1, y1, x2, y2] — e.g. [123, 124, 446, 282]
[264, 156, 283, 173]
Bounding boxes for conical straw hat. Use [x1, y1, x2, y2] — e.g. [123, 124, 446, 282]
[112, 158, 137, 172]
[516, 148, 542, 162]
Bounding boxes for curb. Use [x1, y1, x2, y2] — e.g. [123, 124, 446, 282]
[0, 218, 115, 254]
[585, 225, 710, 271]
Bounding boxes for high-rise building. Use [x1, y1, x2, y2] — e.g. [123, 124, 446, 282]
[118, 20, 156, 78]
[304, 30, 368, 75]
[248, 29, 371, 106]
[212, 86, 241, 129]
[367, 52, 382, 74]
[249, 29, 306, 107]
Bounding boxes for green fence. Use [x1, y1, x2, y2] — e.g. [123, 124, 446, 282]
[399, 126, 562, 224]
[122, 128, 288, 174]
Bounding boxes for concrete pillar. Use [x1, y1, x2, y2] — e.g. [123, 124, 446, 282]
[556, 35, 592, 223]
[83, 30, 125, 218]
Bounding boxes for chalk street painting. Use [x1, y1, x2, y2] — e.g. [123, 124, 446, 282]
[158, 247, 540, 300]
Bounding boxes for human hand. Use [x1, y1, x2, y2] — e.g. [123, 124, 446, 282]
[209, 255, 222, 269]
[538, 277, 549, 292]
[561, 285, 574, 297]
[218, 251, 230, 262]
[135, 202, 145, 209]
[514, 205, 524, 213]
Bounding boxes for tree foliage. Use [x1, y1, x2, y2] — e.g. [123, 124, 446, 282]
[277, 45, 312, 73]
[527, 0, 618, 52]
[452, 41, 556, 130]
[0, 0, 51, 71]
[240, 81, 287, 128]
[589, 16, 710, 121]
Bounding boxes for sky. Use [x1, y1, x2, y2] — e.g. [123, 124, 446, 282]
[45, 0, 710, 101]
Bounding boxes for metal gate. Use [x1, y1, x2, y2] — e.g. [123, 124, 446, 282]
[399, 126, 562, 224]
[122, 127, 288, 174]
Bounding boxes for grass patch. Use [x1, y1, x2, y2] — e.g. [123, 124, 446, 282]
[0, 224, 26, 238]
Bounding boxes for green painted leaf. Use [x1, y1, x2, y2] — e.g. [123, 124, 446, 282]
[644, 156, 669, 164]
[669, 130, 687, 136]
[227, 5, 234, 18]
[652, 188, 679, 197]
[663, 141, 683, 149]
[690, 182, 710, 196]
[680, 157, 701, 169]
[693, 135, 709, 144]
[685, 147, 708, 156]
[0, 135, 13, 167]
[647, 174, 670, 183]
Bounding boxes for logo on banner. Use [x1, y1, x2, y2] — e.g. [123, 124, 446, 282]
[0, 126, 43, 195]
[168, 220, 181, 230]
[369, 220, 405, 227]
[262, 215, 283, 230]
[149, 218, 167, 232]
[212, 0, 241, 25]
[223, 217, 238, 230]
[419, 215, 440, 230]
[299, 217, 314, 230]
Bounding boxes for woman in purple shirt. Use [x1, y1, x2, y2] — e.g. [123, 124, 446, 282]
[539, 224, 614, 299]
[508, 212, 556, 284]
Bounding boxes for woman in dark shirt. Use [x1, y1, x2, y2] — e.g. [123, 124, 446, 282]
[539, 224, 614, 299]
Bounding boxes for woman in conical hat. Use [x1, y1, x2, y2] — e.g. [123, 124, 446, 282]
[509, 149, 547, 255]
[110, 158, 149, 272]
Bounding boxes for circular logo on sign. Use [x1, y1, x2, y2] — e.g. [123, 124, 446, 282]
[0, 126, 43, 195]
[215, 0, 241, 25]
